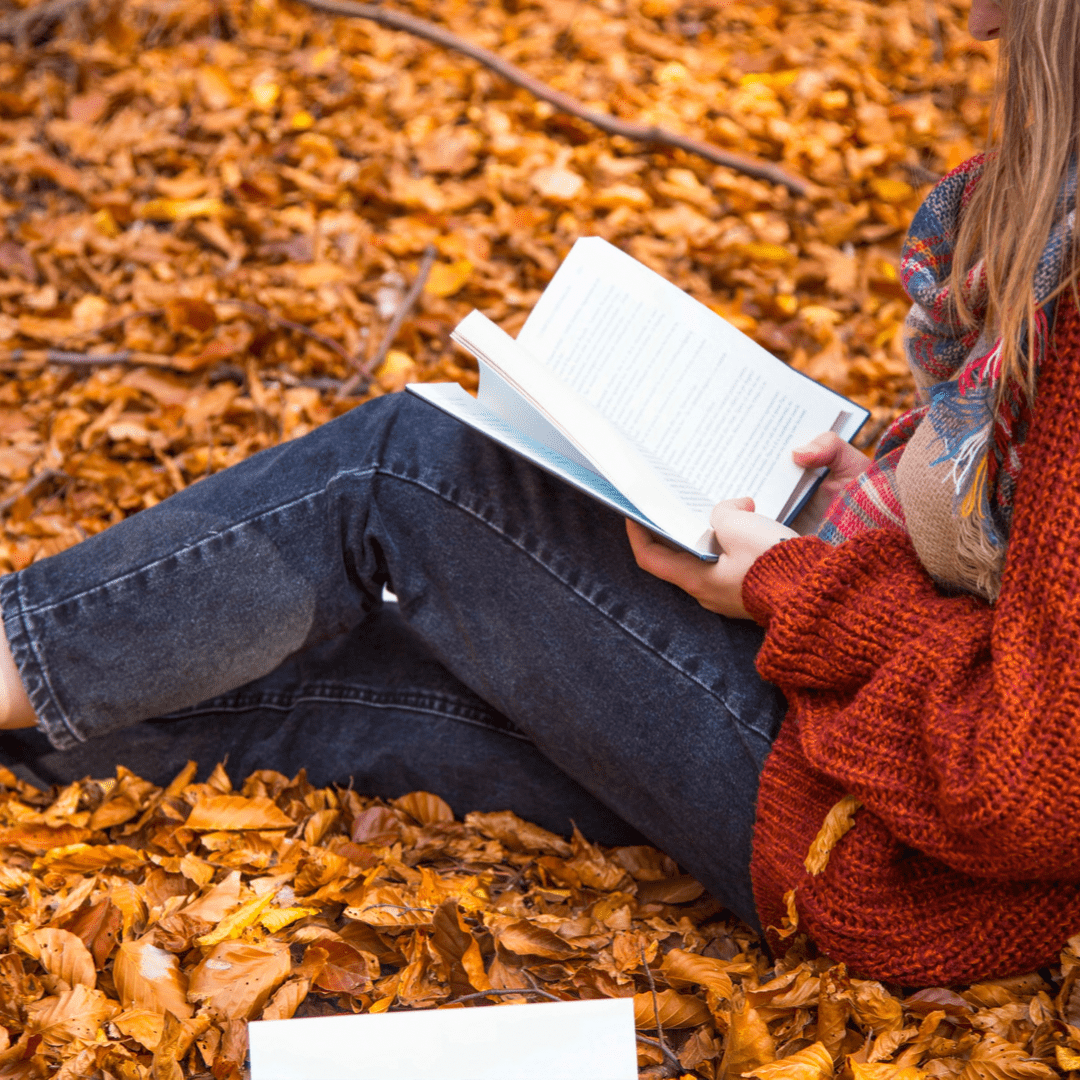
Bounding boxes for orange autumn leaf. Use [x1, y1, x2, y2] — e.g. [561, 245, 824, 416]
[188, 940, 291, 1020]
[659, 948, 735, 1001]
[744, 1041, 834, 1080]
[633, 988, 712, 1029]
[392, 790, 454, 826]
[113, 936, 193, 1018]
[15, 929, 96, 989]
[185, 795, 294, 831]
[24, 985, 119, 1044]
[805, 795, 863, 876]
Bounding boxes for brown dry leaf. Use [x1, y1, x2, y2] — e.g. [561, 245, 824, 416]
[113, 936, 193, 1018]
[24, 984, 118, 1044]
[720, 989, 777, 1078]
[188, 940, 291, 1020]
[660, 949, 736, 1001]
[261, 978, 311, 1021]
[634, 988, 712, 1029]
[805, 795, 863, 875]
[14, 929, 96, 989]
[186, 795, 294, 831]
[745, 1041, 834, 1080]
[392, 791, 454, 826]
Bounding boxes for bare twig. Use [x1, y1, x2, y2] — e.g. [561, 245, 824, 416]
[451, 987, 561, 1005]
[924, 0, 944, 62]
[641, 945, 678, 1075]
[338, 244, 437, 397]
[0, 469, 67, 517]
[293, 0, 811, 197]
[0, 0, 87, 44]
[216, 299, 353, 365]
[636, 1034, 683, 1076]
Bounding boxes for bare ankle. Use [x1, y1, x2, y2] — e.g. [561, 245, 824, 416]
[0, 627, 37, 730]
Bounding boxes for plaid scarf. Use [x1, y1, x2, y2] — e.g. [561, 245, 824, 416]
[817, 154, 1075, 582]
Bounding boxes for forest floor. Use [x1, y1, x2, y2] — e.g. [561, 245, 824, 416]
[1, 0, 1076, 1078]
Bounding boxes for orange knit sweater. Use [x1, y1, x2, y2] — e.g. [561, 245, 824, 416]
[743, 293, 1080, 987]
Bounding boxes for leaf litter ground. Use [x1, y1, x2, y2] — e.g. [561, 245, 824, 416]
[0, 0, 1075, 1077]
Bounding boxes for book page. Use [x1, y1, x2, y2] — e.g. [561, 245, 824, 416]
[452, 311, 714, 551]
[517, 237, 864, 520]
[406, 383, 718, 559]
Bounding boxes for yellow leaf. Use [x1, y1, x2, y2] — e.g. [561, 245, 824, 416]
[805, 795, 862, 875]
[745, 1041, 834, 1080]
[743, 242, 797, 265]
[251, 82, 280, 109]
[375, 350, 418, 393]
[290, 110, 315, 130]
[196, 888, 279, 946]
[425, 260, 473, 298]
[259, 906, 319, 934]
[870, 178, 915, 204]
[1056, 1046, 1080, 1071]
[139, 198, 227, 222]
[185, 795, 294, 830]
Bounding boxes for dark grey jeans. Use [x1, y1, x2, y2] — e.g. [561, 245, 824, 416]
[0, 392, 785, 926]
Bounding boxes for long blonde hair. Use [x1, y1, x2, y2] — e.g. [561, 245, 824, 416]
[950, 0, 1080, 398]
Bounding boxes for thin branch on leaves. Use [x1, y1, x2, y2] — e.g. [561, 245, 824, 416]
[216, 299, 354, 366]
[636, 1034, 683, 1076]
[0, 469, 68, 517]
[339, 243, 437, 397]
[0, 0, 86, 44]
[293, 0, 811, 198]
[451, 987, 562, 1005]
[641, 945, 679, 1077]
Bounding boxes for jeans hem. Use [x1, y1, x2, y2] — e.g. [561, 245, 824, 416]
[1, 573, 79, 751]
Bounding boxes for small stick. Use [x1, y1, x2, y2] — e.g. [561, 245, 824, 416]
[0, 0, 86, 43]
[0, 469, 67, 517]
[216, 299, 353, 365]
[641, 945, 676, 1073]
[295, 0, 811, 197]
[636, 1034, 683, 1075]
[451, 987, 561, 1005]
[338, 244, 437, 397]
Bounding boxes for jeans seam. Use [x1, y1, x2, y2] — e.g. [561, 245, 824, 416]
[375, 465, 774, 752]
[10, 470, 382, 618]
[163, 686, 533, 741]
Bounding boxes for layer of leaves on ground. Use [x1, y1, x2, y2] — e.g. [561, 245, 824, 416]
[0, 766, 1079, 1080]
[1, 1, 1063, 1078]
[0, 0, 996, 571]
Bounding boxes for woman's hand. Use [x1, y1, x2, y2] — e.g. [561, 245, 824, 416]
[789, 431, 871, 535]
[626, 498, 796, 619]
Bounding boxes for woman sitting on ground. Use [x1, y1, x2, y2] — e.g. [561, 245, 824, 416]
[0, 0, 1075, 987]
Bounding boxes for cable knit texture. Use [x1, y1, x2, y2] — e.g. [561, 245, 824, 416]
[743, 291, 1080, 987]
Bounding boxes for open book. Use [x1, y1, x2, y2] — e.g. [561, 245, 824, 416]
[407, 237, 868, 560]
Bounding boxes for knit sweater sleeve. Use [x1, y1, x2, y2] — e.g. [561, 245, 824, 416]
[740, 328, 1080, 883]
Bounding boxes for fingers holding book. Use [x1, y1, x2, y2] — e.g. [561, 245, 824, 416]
[626, 501, 796, 620]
